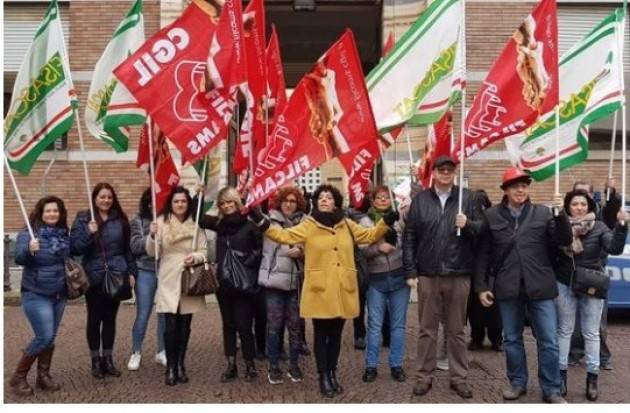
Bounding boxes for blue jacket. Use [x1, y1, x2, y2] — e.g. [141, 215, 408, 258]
[15, 225, 70, 298]
[70, 209, 136, 286]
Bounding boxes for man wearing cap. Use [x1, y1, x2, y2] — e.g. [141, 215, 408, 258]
[474, 167, 571, 403]
[404, 155, 485, 399]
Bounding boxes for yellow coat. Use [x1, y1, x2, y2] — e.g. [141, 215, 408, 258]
[264, 216, 389, 319]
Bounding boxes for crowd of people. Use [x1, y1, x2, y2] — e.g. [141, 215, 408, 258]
[8, 155, 629, 403]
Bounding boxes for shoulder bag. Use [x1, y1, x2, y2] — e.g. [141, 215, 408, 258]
[571, 261, 609, 299]
[181, 260, 219, 296]
[219, 239, 259, 295]
[98, 238, 132, 301]
[65, 257, 90, 299]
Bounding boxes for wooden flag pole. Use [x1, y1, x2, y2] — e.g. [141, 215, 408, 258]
[607, 110, 618, 202]
[192, 155, 209, 251]
[4, 156, 35, 240]
[74, 107, 95, 221]
[147, 117, 159, 262]
[617, 6, 626, 224]
[377, 140, 398, 213]
[554, 104, 561, 197]
[456, 0, 467, 237]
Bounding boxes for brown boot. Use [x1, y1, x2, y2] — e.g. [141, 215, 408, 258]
[9, 351, 38, 397]
[36, 346, 60, 391]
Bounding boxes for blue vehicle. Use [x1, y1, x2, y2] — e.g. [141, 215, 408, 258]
[607, 237, 630, 309]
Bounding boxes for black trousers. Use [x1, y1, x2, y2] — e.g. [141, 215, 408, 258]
[353, 291, 366, 339]
[163, 312, 192, 368]
[253, 289, 267, 355]
[85, 287, 120, 355]
[467, 288, 502, 345]
[313, 318, 345, 373]
[217, 292, 256, 360]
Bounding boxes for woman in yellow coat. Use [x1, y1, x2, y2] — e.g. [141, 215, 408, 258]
[251, 185, 398, 398]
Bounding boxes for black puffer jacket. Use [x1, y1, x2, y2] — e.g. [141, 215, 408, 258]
[474, 200, 572, 301]
[555, 221, 627, 286]
[403, 186, 485, 278]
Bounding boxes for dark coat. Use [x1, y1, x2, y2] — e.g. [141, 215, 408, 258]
[474, 200, 572, 301]
[403, 186, 485, 278]
[70, 209, 136, 286]
[555, 221, 628, 286]
[15, 226, 70, 298]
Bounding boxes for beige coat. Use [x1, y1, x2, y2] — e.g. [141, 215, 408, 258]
[146, 216, 207, 314]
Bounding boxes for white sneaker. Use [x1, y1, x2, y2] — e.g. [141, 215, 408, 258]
[127, 352, 142, 371]
[436, 357, 449, 371]
[154, 351, 167, 367]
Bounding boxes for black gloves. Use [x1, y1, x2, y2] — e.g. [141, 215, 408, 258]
[384, 228, 398, 246]
[249, 206, 270, 231]
[383, 210, 400, 226]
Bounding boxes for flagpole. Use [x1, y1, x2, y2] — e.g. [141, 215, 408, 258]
[3, 156, 35, 240]
[147, 117, 159, 262]
[377, 141, 398, 213]
[607, 110, 618, 202]
[554, 105, 561, 199]
[456, 0, 467, 237]
[192, 155, 209, 251]
[618, 4, 626, 223]
[74, 107, 95, 221]
[405, 126, 413, 164]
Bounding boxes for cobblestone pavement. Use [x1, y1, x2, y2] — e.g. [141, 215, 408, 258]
[4, 303, 630, 403]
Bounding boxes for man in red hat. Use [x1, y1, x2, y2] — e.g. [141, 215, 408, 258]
[404, 155, 485, 399]
[474, 167, 571, 403]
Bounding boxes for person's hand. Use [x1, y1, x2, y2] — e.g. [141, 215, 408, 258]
[406, 277, 418, 289]
[455, 213, 467, 229]
[88, 220, 98, 234]
[149, 221, 157, 237]
[383, 210, 400, 226]
[617, 209, 629, 224]
[551, 195, 564, 211]
[194, 183, 205, 194]
[29, 239, 40, 254]
[184, 254, 194, 266]
[606, 178, 616, 190]
[250, 206, 265, 223]
[479, 291, 495, 307]
[286, 246, 303, 259]
[129, 275, 136, 289]
[378, 243, 395, 255]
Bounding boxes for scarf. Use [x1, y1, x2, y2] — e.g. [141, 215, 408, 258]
[311, 208, 345, 228]
[562, 212, 596, 256]
[368, 206, 397, 245]
[219, 212, 248, 235]
[162, 216, 197, 245]
[37, 226, 70, 255]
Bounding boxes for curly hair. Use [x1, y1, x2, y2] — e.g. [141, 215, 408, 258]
[312, 184, 343, 210]
[29, 196, 68, 231]
[270, 187, 307, 212]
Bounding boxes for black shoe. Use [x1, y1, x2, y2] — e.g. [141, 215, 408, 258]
[362, 367, 377, 383]
[176, 363, 188, 384]
[560, 369, 567, 397]
[450, 382, 473, 399]
[586, 372, 598, 401]
[287, 365, 304, 383]
[542, 393, 567, 404]
[467, 341, 483, 351]
[391, 367, 407, 382]
[220, 361, 237, 383]
[244, 360, 258, 382]
[91, 356, 104, 379]
[318, 372, 335, 398]
[354, 337, 366, 350]
[491, 342, 504, 352]
[165, 367, 177, 386]
[101, 356, 121, 377]
[600, 360, 614, 371]
[267, 365, 284, 385]
[328, 369, 343, 394]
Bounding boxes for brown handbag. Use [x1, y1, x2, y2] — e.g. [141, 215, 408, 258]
[65, 257, 90, 299]
[181, 260, 218, 296]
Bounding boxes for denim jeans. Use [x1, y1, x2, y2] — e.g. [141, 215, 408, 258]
[265, 288, 301, 366]
[365, 283, 410, 369]
[498, 295, 561, 396]
[556, 282, 604, 374]
[132, 269, 165, 353]
[21, 291, 66, 356]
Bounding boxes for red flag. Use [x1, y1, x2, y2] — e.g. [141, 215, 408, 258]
[137, 121, 180, 213]
[382, 31, 395, 58]
[246, 30, 380, 207]
[418, 110, 453, 188]
[234, 0, 267, 175]
[114, 0, 245, 165]
[265, 25, 287, 135]
[455, 0, 558, 161]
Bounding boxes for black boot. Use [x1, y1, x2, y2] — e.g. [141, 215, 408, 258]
[101, 355, 121, 377]
[586, 372, 598, 401]
[91, 356, 104, 379]
[328, 369, 343, 394]
[318, 371, 335, 398]
[560, 369, 567, 397]
[244, 359, 258, 382]
[164, 331, 178, 386]
[176, 323, 191, 384]
[220, 357, 237, 383]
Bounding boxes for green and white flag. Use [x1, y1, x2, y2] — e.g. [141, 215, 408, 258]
[193, 146, 223, 214]
[366, 0, 463, 131]
[505, 9, 625, 181]
[3, 0, 77, 175]
[85, 0, 145, 152]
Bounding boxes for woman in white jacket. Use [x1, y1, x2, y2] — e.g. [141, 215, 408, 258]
[147, 187, 207, 386]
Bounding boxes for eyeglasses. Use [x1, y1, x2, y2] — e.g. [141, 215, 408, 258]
[436, 167, 455, 174]
[282, 199, 298, 204]
[374, 195, 390, 201]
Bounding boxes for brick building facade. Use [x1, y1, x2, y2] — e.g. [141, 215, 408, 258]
[3, 0, 628, 233]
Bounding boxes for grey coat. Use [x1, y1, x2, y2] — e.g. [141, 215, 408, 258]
[358, 215, 404, 274]
[258, 210, 304, 291]
[130, 215, 157, 272]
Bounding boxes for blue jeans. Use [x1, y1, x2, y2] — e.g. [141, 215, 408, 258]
[365, 283, 410, 369]
[498, 295, 561, 396]
[556, 282, 604, 374]
[132, 269, 165, 353]
[21, 291, 66, 356]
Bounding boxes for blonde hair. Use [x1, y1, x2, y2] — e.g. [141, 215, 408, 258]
[217, 186, 243, 219]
